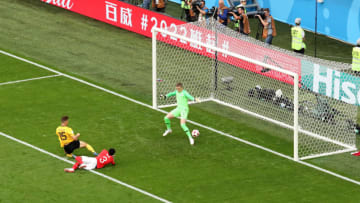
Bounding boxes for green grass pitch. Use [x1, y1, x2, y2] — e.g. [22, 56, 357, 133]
[1, 0, 360, 202]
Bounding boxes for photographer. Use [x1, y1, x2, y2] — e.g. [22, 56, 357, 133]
[229, 6, 250, 35]
[193, 0, 208, 21]
[217, 0, 229, 26]
[181, 0, 192, 22]
[152, 0, 166, 12]
[234, 0, 247, 31]
[255, 8, 277, 44]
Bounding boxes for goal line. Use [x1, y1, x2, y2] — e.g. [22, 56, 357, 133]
[152, 24, 357, 161]
[2, 48, 360, 187]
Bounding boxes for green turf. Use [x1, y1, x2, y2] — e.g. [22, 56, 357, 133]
[1, 57, 360, 202]
[0, 0, 353, 104]
[0, 0, 153, 103]
[1, 0, 360, 202]
[0, 134, 157, 203]
[0, 54, 52, 83]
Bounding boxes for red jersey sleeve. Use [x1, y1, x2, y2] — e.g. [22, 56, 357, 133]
[96, 149, 115, 169]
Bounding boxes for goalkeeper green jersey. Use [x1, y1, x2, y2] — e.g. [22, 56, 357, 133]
[166, 90, 194, 109]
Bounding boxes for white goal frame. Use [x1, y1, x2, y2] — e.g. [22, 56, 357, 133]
[151, 27, 356, 161]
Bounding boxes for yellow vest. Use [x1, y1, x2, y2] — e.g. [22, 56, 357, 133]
[291, 26, 306, 50]
[181, 1, 190, 9]
[234, 8, 246, 28]
[352, 47, 360, 71]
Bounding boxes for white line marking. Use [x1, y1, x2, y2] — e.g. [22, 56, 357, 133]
[0, 75, 61, 86]
[1, 50, 360, 187]
[0, 131, 171, 203]
[183, 120, 360, 186]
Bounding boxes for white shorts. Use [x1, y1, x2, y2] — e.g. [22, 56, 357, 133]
[80, 156, 97, 170]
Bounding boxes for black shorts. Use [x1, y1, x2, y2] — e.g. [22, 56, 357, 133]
[64, 140, 80, 154]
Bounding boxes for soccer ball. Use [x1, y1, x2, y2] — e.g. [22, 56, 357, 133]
[191, 129, 200, 138]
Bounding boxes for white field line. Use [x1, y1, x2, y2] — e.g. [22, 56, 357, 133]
[300, 148, 355, 160]
[1, 50, 360, 187]
[0, 131, 171, 203]
[0, 74, 61, 86]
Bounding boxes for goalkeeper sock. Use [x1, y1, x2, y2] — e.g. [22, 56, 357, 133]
[86, 144, 96, 153]
[164, 117, 171, 130]
[181, 123, 192, 139]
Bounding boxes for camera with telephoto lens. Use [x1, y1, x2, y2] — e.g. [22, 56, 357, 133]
[192, 0, 203, 13]
[228, 6, 240, 22]
[228, 6, 240, 17]
[206, 6, 218, 19]
[255, 8, 266, 19]
[254, 8, 266, 39]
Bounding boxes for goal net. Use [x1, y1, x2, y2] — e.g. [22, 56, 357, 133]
[152, 19, 357, 160]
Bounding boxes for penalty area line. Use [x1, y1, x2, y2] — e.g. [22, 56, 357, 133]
[2, 50, 360, 187]
[0, 74, 62, 86]
[0, 131, 171, 203]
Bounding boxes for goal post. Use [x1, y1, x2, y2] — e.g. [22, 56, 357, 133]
[294, 73, 299, 161]
[152, 20, 357, 161]
[152, 29, 158, 110]
[152, 26, 301, 161]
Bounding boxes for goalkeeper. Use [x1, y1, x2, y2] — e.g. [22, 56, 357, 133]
[160, 83, 199, 145]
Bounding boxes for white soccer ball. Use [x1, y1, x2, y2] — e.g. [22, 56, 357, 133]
[191, 129, 200, 138]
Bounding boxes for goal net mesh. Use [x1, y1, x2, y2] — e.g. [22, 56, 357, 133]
[154, 18, 357, 160]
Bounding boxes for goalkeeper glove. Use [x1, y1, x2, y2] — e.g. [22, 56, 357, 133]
[160, 94, 167, 100]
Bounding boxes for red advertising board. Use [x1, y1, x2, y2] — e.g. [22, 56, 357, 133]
[42, 0, 301, 84]
[41, 0, 185, 37]
[217, 31, 301, 84]
[157, 23, 301, 85]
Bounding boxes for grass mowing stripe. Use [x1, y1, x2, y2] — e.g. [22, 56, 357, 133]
[2, 49, 360, 188]
[0, 74, 61, 86]
[0, 50, 154, 109]
[0, 131, 172, 203]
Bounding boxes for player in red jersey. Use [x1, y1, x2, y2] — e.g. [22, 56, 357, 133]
[64, 148, 115, 173]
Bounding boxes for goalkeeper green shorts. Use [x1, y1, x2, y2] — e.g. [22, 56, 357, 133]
[170, 107, 189, 120]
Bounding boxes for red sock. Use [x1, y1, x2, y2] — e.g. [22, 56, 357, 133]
[75, 156, 83, 164]
[72, 162, 80, 170]
[72, 157, 83, 169]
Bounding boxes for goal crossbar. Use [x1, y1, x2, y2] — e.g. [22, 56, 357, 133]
[152, 28, 298, 77]
[152, 27, 356, 161]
